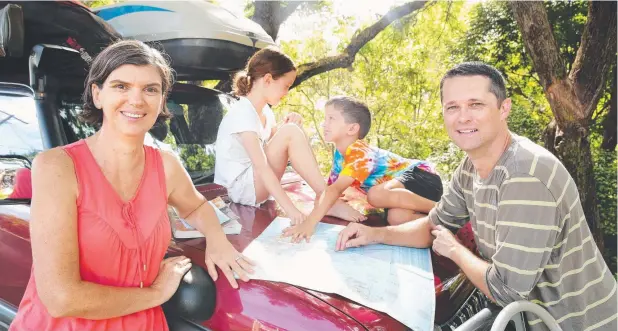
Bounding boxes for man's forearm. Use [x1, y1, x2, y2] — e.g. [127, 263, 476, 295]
[451, 246, 495, 302]
[379, 216, 434, 248]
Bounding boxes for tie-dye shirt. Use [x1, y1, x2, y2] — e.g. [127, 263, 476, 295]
[328, 140, 435, 192]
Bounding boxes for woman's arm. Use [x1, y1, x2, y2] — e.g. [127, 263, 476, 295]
[30, 149, 169, 319]
[161, 152, 254, 288]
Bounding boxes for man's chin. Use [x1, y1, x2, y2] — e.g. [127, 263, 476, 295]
[452, 141, 480, 154]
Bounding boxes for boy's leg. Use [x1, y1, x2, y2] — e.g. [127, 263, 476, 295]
[326, 198, 366, 222]
[254, 123, 326, 202]
[386, 208, 426, 225]
[367, 167, 442, 214]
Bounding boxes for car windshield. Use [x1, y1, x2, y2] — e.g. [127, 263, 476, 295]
[59, 84, 229, 185]
[0, 90, 41, 200]
[0, 93, 44, 159]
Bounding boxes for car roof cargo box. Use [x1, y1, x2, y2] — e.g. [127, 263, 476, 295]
[95, 1, 276, 81]
[0, 1, 120, 82]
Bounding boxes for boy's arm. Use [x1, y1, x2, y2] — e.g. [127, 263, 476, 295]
[282, 175, 355, 242]
[310, 176, 355, 224]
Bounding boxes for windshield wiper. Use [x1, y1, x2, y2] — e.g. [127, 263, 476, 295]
[0, 154, 32, 168]
[0, 198, 30, 205]
[190, 171, 215, 185]
[0, 110, 28, 126]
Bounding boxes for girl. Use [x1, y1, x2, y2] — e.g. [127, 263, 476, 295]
[214, 47, 325, 225]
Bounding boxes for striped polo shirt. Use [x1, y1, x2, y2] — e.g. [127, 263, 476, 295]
[429, 133, 617, 331]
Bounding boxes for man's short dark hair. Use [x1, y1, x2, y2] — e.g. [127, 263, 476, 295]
[440, 62, 507, 104]
[326, 96, 371, 139]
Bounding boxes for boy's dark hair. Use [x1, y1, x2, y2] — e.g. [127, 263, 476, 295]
[233, 46, 296, 96]
[326, 96, 371, 139]
[439, 62, 507, 105]
[80, 40, 175, 126]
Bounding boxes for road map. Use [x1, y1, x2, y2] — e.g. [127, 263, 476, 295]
[242, 217, 435, 331]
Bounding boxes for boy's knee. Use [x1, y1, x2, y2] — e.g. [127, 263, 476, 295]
[387, 209, 424, 225]
[366, 187, 384, 206]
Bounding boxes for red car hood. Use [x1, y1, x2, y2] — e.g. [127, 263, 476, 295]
[188, 174, 473, 331]
[0, 173, 473, 331]
[183, 178, 407, 331]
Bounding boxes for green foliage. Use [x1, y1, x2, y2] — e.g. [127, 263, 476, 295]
[180, 145, 215, 172]
[277, 1, 470, 181]
[82, 0, 124, 9]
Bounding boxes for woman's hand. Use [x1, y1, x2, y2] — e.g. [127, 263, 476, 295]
[151, 256, 192, 303]
[205, 236, 255, 289]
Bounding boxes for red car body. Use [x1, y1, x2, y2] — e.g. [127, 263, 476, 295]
[0, 174, 477, 331]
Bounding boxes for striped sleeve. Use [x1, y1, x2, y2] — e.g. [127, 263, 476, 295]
[486, 174, 559, 307]
[428, 162, 469, 232]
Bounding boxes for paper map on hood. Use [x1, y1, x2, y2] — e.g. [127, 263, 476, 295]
[242, 217, 435, 331]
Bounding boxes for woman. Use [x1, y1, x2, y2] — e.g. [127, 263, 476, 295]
[10, 40, 253, 331]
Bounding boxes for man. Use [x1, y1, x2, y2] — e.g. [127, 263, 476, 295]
[336, 62, 617, 331]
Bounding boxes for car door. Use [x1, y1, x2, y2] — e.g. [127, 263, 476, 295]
[0, 83, 42, 330]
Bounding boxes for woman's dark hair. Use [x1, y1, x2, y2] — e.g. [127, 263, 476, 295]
[80, 40, 175, 126]
[232, 46, 296, 96]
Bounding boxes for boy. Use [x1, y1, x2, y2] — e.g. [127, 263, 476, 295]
[283, 96, 443, 242]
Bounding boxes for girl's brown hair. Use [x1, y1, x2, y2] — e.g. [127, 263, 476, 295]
[232, 46, 296, 96]
[80, 40, 175, 126]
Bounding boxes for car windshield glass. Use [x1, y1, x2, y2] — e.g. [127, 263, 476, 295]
[0, 94, 43, 159]
[0, 91, 41, 200]
[59, 85, 229, 185]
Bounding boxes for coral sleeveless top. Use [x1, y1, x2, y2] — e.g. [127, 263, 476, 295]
[10, 140, 172, 331]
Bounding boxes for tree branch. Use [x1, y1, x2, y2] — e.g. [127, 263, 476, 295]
[569, 1, 617, 117]
[292, 0, 429, 88]
[508, 2, 567, 88]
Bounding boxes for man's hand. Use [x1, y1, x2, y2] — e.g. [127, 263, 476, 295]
[282, 220, 317, 243]
[283, 112, 303, 127]
[430, 223, 463, 260]
[336, 223, 381, 251]
[205, 235, 255, 289]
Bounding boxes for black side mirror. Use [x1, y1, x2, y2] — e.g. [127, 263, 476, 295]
[162, 262, 217, 324]
[0, 3, 24, 57]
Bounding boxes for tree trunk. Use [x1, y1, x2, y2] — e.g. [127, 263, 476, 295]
[601, 66, 616, 150]
[544, 123, 603, 250]
[510, 1, 617, 253]
[250, 1, 303, 41]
